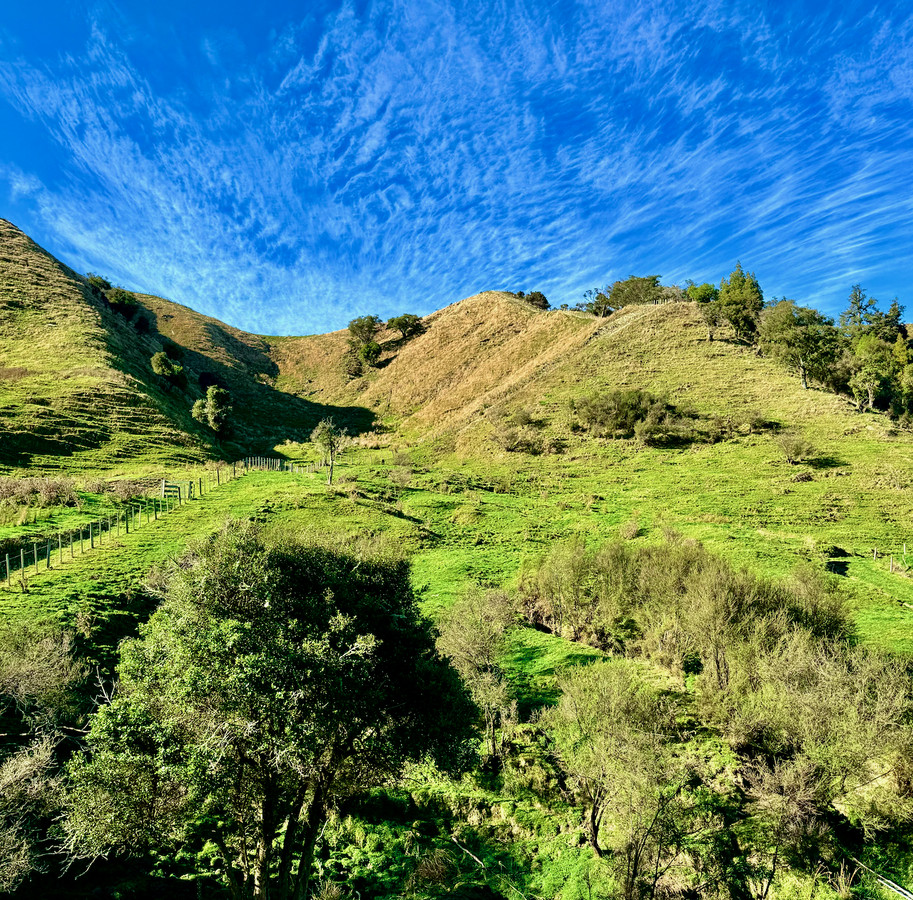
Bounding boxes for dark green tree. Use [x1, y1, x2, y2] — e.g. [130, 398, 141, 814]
[718, 263, 763, 342]
[839, 284, 879, 342]
[523, 291, 550, 310]
[386, 313, 424, 340]
[106, 287, 139, 321]
[347, 315, 382, 347]
[758, 301, 841, 389]
[358, 340, 381, 368]
[64, 524, 476, 900]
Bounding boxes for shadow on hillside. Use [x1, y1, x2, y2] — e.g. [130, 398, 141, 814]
[808, 455, 847, 470]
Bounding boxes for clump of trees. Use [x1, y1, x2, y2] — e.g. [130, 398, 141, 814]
[343, 314, 385, 375]
[1, 625, 87, 893]
[191, 385, 232, 434]
[578, 276, 680, 316]
[509, 536, 913, 895]
[64, 524, 476, 900]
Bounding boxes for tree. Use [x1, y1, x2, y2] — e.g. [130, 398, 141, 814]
[685, 282, 719, 305]
[347, 315, 382, 347]
[758, 301, 841, 389]
[106, 287, 139, 321]
[839, 284, 879, 342]
[438, 589, 515, 761]
[579, 286, 614, 317]
[608, 275, 664, 308]
[717, 263, 763, 342]
[387, 313, 424, 340]
[310, 418, 344, 484]
[545, 661, 703, 899]
[192, 386, 232, 433]
[523, 291, 550, 310]
[849, 334, 896, 410]
[64, 524, 476, 900]
[358, 340, 381, 368]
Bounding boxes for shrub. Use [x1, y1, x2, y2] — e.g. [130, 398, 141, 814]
[106, 287, 138, 320]
[574, 389, 692, 444]
[192, 386, 232, 434]
[86, 273, 112, 292]
[358, 341, 381, 367]
[777, 433, 816, 465]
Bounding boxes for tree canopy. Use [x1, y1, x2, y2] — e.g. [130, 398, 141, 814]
[758, 300, 840, 389]
[65, 524, 477, 900]
[387, 313, 424, 339]
[347, 315, 382, 346]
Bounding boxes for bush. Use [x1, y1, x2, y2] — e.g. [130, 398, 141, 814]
[192, 386, 232, 434]
[777, 433, 816, 465]
[358, 341, 381, 367]
[106, 288, 138, 320]
[574, 389, 695, 444]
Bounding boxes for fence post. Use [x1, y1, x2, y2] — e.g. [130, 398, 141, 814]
[33, 542, 38, 574]
[58, 533, 62, 566]
[4, 553, 9, 586]
[21, 548, 25, 574]
[217, 467, 220, 485]
[46, 539, 51, 569]
[90, 523, 94, 550]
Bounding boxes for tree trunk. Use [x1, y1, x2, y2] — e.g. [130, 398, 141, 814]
[799, 360, 808, 389]
[327, 451, 335, 485]
[292, 788, 325, 900]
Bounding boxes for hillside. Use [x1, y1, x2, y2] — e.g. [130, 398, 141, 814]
[0, 220, 369, 470]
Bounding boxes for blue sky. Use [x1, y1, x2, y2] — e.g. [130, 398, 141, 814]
[1, 0, 912, 335]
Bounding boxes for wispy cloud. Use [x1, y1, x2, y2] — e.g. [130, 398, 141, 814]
[1, 0, 913, 332]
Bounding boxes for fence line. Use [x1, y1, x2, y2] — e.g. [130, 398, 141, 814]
[0, 457, 309, 590]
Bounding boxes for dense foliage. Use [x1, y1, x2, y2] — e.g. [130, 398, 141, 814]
[65, 524, 477, 900]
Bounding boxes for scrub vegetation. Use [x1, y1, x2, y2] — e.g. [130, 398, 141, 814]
[4, 219, 913, 897]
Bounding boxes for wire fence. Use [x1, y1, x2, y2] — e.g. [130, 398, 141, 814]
[0, 456, 312, 590]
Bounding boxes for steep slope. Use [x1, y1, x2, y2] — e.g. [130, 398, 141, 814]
[0, 220, 371, 471]
[0, 220, 200, 469]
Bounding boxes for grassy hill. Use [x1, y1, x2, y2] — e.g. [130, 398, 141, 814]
[5, 221, 913, 898]
[0, 219, 371, 472]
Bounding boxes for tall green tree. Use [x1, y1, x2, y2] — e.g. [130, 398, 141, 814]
[849, 334, 896, 410]
[718, 263, 763, 342]
[64, 525, 476, 900]
[839, 284, 879, 342]
[758, 301, 841, 389]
